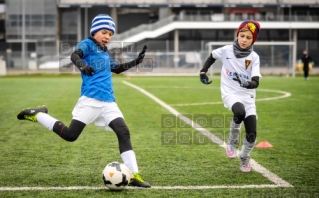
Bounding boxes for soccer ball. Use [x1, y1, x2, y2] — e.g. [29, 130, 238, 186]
[102, 162, 132, 190]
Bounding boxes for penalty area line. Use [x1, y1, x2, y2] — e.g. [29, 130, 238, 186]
[0, 184, 283, 191]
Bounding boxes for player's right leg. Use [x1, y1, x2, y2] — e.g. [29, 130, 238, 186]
[226, 102, 245, 159]
[226, 119, 241, 159]
[16, 96, 99, 142]
[17, 105, 86, 141]
[17, 105, 48, 122]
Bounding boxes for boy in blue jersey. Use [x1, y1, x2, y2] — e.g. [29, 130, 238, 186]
[17, 14, 151, 188]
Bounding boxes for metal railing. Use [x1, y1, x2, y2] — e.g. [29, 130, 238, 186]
[113, 15, 176, 41]
[113, 13, 319, 41]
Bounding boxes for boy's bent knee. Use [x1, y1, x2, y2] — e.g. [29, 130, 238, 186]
[232, 102, 246, 124]
[63, 128, 80, 142]
[52, 120, 86, 142]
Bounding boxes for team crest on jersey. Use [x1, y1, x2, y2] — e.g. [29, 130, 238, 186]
[245, 59, 252, 70]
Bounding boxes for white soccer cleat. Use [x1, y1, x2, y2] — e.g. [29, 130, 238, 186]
[226, 140, 238, 159]
[240, 156, 251, 172]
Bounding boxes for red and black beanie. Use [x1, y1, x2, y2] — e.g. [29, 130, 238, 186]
[236, 20, 260, 43]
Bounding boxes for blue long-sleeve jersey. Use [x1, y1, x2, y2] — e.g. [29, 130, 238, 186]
[75, 38, 117, 102]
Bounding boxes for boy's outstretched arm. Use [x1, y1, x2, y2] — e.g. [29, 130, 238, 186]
[111, 45, 147, 74]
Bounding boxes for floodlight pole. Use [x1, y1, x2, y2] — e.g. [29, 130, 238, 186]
[289, 6, 294, 78]
[21, 0, 26, 69]
[174, 29, 179, 69]
[85, 7, 89, 38]
[292, 30, 297, 78]
[77, 8, 82, 43]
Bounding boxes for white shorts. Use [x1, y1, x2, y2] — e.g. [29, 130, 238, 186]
[72, 96, 124, 131]
[222, 94, 257, 119]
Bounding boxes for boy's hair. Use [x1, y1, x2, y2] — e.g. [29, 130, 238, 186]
[236, 20, 260, 43]
[90, 14, 116, 36]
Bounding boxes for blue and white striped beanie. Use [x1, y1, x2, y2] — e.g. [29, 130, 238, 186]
[90, 14, 116, 36]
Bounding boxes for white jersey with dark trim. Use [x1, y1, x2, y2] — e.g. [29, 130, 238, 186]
[212, 44, 262, 99]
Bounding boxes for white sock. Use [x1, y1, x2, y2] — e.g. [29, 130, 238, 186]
[228, 120, 242, 143]
[121, 150, 139, 173]
[36, 112, 58, 131]
[239, 138, 256, 157]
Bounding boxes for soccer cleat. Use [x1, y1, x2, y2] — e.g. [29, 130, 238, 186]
[129, 172, 151, 188]
[226, 140, 238, 159]
[240, 156, 251, 172]
[17, 105, 48, 122]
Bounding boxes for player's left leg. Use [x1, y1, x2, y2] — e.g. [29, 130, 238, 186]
[100, 102, 151, 188]
[239, 115, 257, 172]
[108, 117, 151, 188]
[305, 69, 309, 80]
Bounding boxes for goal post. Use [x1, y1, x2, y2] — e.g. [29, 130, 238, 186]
[206, 41, 297, 77]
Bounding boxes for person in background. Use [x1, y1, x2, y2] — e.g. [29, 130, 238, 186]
[301, 50, 313, 80]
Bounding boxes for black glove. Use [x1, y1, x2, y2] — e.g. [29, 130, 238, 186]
[200, 73, 212, 85]
[136, 45, 147, 64]
[233, 72, 249, 88]
[78, 65, 96, 76]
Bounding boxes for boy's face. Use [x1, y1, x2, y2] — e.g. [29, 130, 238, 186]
[237, 29, 253, 49]
[93, 29, 113, 46]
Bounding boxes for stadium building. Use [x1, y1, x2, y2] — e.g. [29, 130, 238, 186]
[1, 0, 319, 75]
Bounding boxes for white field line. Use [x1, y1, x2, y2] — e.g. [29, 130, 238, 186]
[141, 86, 291, 105]
[141, 86, 220, 90]
[0, 185, 281, 191]
[171, 88, 291, 106]
[255, 89, 291, 102]
[139, 87, 291, 107]
[171, 101, 224, 106]
[123, 81, 293, 188]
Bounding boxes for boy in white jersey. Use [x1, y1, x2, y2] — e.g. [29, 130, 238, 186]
[16, 14, 151, 187]
[199, 20, 261, 172]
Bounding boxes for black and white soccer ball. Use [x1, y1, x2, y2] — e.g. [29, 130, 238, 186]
[102, 162, 132, 190]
